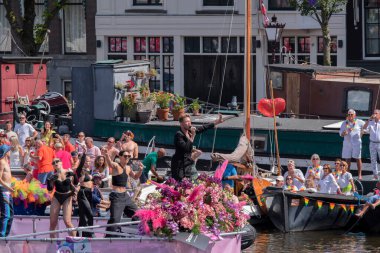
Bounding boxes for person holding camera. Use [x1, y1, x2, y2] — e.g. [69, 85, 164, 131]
[363, 109, 380, 180]
[171, 114, 223, 181]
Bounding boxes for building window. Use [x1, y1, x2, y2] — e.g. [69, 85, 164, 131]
[203, 0, 234, 6]
[185, 37, 200, 53]
[133, 36, 174, 92]
[317, 36, 337, 66]
[64, 0, 86, 53]
[63, 80, 73, 103]
[133, 0, 162, 5]
[364, 0, 380, 56]
[297, 37, 310, 53]
[109, 37, 127, 53]
[0, 2, 11, 52]
[203, 37, 219, 53]
[221, 37, 237, 53]
[268, 0, 295, 10]
[282, 37, 295, 53]
[16, 63, 33, 74]
[345, 88, 372, 113]
[240, 36, 257, 53]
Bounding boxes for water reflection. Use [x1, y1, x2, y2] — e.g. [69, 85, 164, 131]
[246, 228, 380, 253]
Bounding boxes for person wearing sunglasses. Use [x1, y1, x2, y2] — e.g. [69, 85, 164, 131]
[336, 161, 356, 195]
[363, 109, 380, 180]
[14, 114, 38, 147]
[102, 137, 119, 162]
[339, 109, 365, 180]
[305, 154, 323, 187]
[102, 149, 143, 237]
[47, 158, 78, 238]
[318, 164, 342, 194]
[75, 132, 86, 154]
[283, 160, 305, 190]
[284, 176, 298, 192]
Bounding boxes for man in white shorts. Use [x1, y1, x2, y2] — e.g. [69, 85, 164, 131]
[363, 109, 380, 180]
[339, 109, 365, 180]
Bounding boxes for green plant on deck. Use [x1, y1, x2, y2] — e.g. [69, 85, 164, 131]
[189, 98, 201, 112]
[121, 93, 137, 112]
[172, 94, 186, 110]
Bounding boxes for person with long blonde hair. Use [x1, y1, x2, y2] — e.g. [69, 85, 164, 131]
[9, 136, 24, 168]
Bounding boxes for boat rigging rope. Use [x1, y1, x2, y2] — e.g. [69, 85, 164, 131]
[32, 31, 49, 99]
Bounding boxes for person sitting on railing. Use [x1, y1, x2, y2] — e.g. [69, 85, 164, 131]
[356, 181, 380, 217]
[336, 161, 356, 195]
[317, 164, 342, 194]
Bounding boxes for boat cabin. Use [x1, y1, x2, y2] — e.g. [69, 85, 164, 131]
[268, 64, 380, 119]
[0, 57, 50, 124]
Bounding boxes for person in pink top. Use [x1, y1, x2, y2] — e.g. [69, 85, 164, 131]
[54, 142, 72, 170]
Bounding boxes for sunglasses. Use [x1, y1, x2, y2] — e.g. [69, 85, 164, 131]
[52, 160, 61, 165]
[340, 165, 346, 168]
[107, 140, 114, 143]
[312, 158, 319, 160]
[347, 114, 354, 116]
[25, 139, 31, 142]
[123, 155, 132, 158]
[286, 178, 292, 180]
[20, 117, 26, 119]
[334, 162, 340, 165]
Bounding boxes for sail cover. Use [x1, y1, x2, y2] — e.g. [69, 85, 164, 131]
[211, 134, 253, 164]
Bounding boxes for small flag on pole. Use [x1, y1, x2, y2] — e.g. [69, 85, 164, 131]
[340, 204, 347, 212]
[329, 203, 335, 210]
[317, 200, 323, 209]
[350, 204, 355, 214]
[304, 198, 309, 206]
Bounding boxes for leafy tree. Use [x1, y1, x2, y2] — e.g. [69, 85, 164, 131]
[290, 0, 347, 66]
[3, 0, 67, 56]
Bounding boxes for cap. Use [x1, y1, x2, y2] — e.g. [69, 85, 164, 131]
[0, 145, 11, 159]
[92, 173, 102, 179]
[276, 175, 284, 181]
[71, 151, 78, 157]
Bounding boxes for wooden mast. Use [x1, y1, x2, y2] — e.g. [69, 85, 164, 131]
[245, 0, 252, 141]
[269, 80, 281, 175]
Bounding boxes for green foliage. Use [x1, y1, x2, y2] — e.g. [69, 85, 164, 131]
[121, 93, 137, 112]
[172, 94, 186, 110]
[189, 98, 201, 111]
[153, 92, 172, 109]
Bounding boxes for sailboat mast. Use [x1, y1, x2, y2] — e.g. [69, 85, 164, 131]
[245, 0, 252, 141]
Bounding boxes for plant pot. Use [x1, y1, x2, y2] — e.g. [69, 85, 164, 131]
[137, 110, 152, 123]
[157, 108, 170, 121]
[192, 109, 200, 116]
[172, 108, 185, 121]
[123, 104, 137, 122]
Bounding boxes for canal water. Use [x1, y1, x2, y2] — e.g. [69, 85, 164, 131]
[245, 228, 380, 252]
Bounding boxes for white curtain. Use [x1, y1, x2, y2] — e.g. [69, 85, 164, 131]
[0, 4, 11, 52]
[64, 1, 86, 53]
[35, 1, 49, 52]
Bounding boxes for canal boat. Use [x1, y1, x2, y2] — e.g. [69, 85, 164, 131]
[263, 186, 364, 232]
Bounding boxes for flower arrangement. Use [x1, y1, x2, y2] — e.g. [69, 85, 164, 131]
[139, 84, 150, 101]
[115, 80, 135, 91]
[172, 94, 186, 110]
[153, 92, 172, 109]
[134, 175, 249, 239]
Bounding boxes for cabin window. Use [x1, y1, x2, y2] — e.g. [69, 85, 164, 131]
[203, 37, 219, 53]
[64, 0, 86, 53]
[133, 0, 163, 5]
[270, 71, 283, 89]
[253, 135, 267, 152]
[16, 63, 33, 74]
[345, 88, 372, 113]
[268, 0, 295, 10]
[364, 0, 380, 56]
[203, 0, 234, 6]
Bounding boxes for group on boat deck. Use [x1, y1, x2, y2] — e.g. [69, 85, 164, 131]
[275, 155, 356, 195]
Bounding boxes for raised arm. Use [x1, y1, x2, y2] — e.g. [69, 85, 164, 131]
[102, 148, 119, 175]
[127, 162, 143, 180]
[76, 153, 87, 177]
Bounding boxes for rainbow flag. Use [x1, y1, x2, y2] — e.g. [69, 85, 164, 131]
[329, 203, 335, 210]
[304, 198, 309, 206]
[340, 204, 347, 212]
[317, 200, 323, 209]
[350, 205, 355, 214]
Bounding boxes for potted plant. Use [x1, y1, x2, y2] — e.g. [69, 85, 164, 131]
[121, 92, 137, 121]
[189, 98, 201, 116]
[139, 84, 150, 101]
[134, 70, 145, 79]
[172, 94, 186, 121]
[154, 92, 172, 121]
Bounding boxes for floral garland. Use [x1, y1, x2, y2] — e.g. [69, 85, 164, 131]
[11, 177, 51, 207]
[345, 119, 357, 131]
[134, 175, 249, 239]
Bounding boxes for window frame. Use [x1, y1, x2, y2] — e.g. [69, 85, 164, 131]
[63, 1, 87, 54]
[268, 0, 295, 11]
[133, 0, 163, 6]
[363, 0, 380, 57]
[203, 0, 234, 6]
[343, 87, 373, 115]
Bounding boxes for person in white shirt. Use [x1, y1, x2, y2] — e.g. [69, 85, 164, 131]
[305, 154, 324, 187]
[363, 109, 380, 180]
[339, 109, 365, 180]
[84, 137, 101, 168]
[13, 114, 38, 147]
[4, 121, 17, 140]
[283, 160, 305, 190]
[336, 161, 356, 195]
[318, 164, 342, 194]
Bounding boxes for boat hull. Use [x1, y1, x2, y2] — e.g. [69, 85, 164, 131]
[264, 187, 363, 232]
[355, 207, 380, 233]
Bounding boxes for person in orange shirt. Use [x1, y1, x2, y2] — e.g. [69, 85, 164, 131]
[32, 140, 55, 184]
[62, 134, 75, 153]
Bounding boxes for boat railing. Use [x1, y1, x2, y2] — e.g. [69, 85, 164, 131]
[353, 178, 364, 196]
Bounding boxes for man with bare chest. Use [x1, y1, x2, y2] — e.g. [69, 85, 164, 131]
[116, 130, 138, 158]
[0, 145, 14, 237]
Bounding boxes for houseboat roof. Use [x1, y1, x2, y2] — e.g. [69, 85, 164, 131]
[0, 56, 52, 63]
[269, 64, 361, 74]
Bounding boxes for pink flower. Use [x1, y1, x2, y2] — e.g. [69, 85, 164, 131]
[152, 216, 166, 230]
